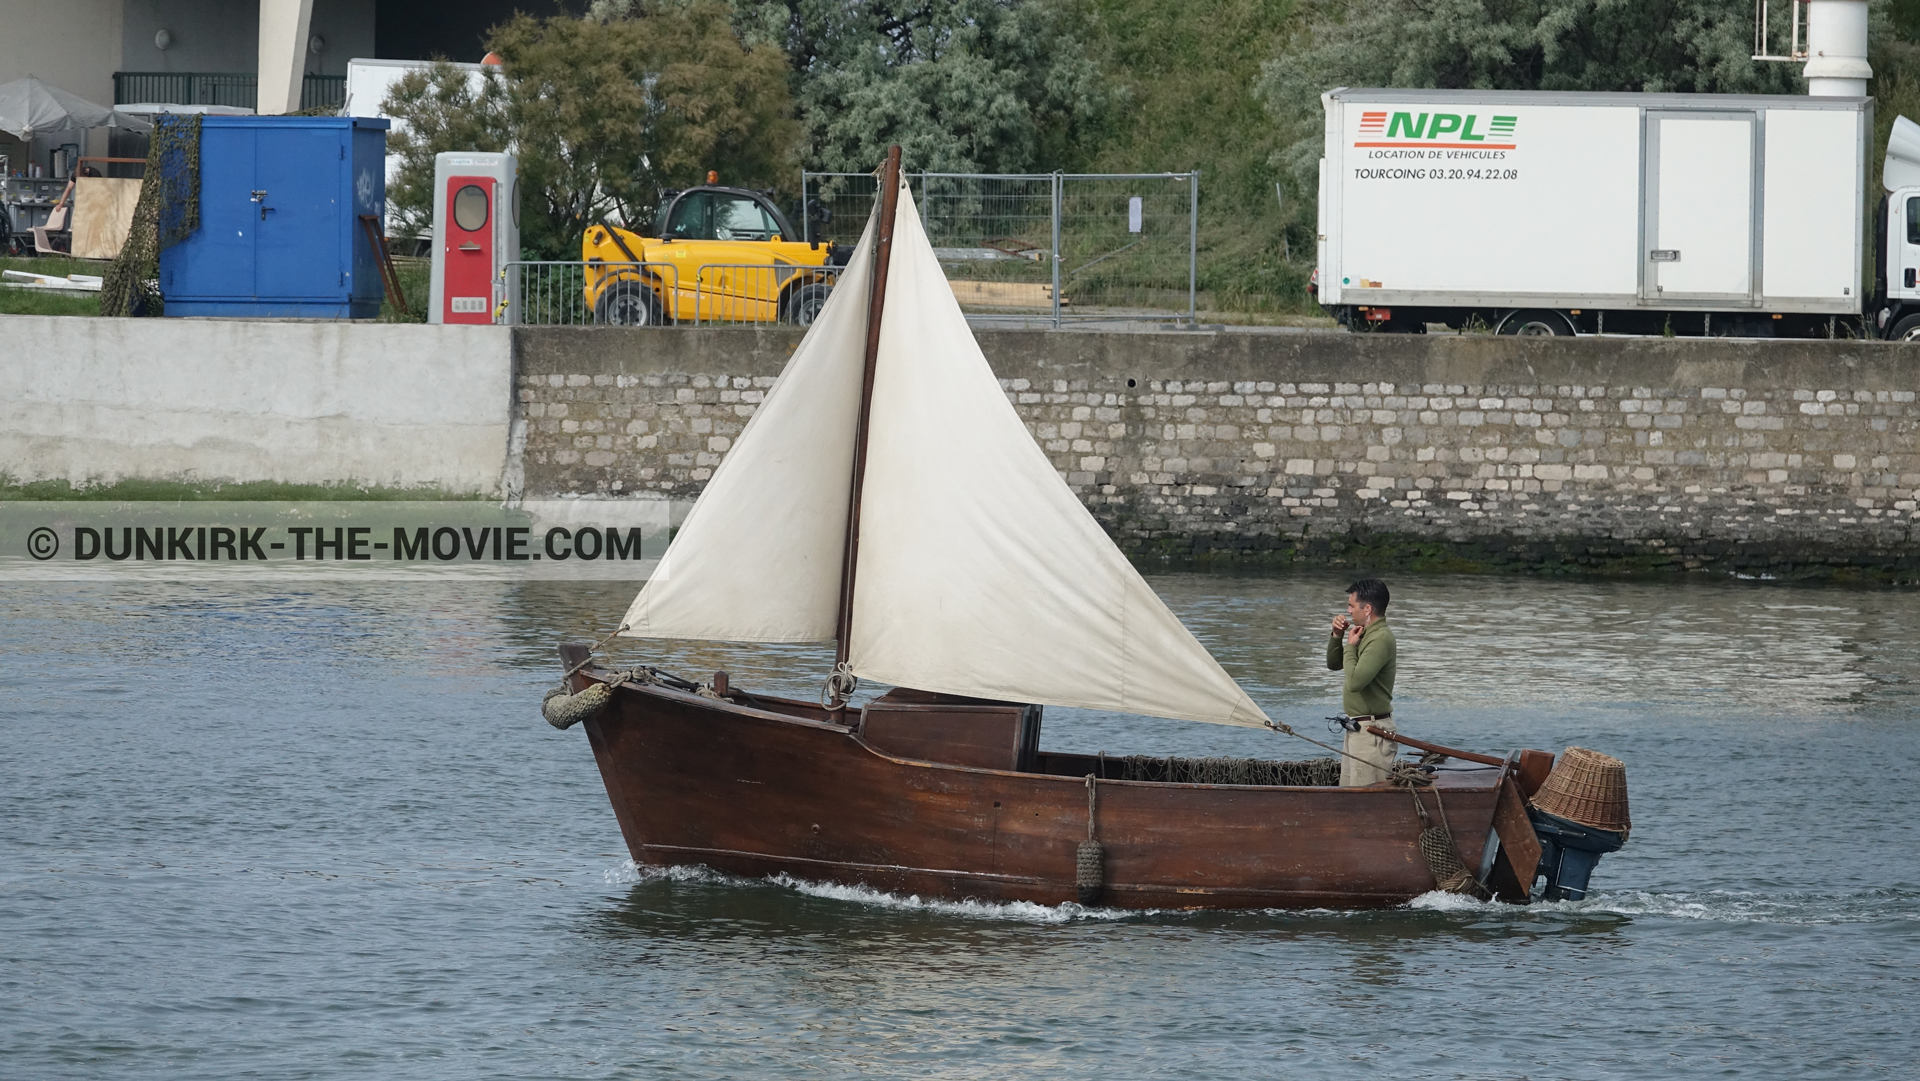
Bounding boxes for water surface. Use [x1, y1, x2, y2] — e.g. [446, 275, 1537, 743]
[3, 569, 1915, 1078]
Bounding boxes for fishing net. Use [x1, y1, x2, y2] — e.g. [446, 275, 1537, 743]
[100, 114, 201, 318]
[1418, 825, 1489, 899]
[1109, 755, 1340, 787]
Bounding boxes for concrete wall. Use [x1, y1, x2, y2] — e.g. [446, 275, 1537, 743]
[0, 1, 123, 107]
[120, 0, 376, 81]
[3, 316, 513, 495]
[515, 327, 1920, 576]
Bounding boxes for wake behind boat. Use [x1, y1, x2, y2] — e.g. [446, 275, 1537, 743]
[542, 148, 1632, 909]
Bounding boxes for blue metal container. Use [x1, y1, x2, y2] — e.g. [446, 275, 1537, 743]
[160, 116, 390, 319]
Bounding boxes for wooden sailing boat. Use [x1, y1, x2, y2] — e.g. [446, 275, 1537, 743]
[547, 149, 1630, 909]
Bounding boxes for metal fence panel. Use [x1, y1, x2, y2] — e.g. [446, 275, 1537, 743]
[920, 173, 1058, 318]
[111, 72, 347, 111]
[505, 261, 841, 327]
[801, 169, 1198, 326]
[799, 172, 878, 248]
[1057, 173, 1197, 324]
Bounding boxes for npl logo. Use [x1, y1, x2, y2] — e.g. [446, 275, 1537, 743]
[1356, 112, 1518, 149]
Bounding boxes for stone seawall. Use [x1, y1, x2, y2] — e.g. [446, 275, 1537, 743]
[513, 327, 1920, 577]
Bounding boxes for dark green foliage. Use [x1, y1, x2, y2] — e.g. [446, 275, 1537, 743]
[739, 0, 1109, 174]
[378, 259, 430, 323]
[1074, 0, 1309, 312]
[383, 3, 800, 259]
[382, 62, 513, 242]
[1258, 1, 1809, 187]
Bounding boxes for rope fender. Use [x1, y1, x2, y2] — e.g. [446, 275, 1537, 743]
[542, 682, 611, 730]
[1076, 774, 1104, 905]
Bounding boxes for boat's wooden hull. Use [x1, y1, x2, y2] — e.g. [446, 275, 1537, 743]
[577, 673, 1521, 910]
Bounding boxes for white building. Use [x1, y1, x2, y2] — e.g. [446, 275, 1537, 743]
[0, 0, 542, 175]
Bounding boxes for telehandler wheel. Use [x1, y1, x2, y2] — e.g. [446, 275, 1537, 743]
[596, 283, 666, 326]
[1495, 309, 1576, 336]
[1888, 313, 1920, 342]
[784, 283, 833, 326]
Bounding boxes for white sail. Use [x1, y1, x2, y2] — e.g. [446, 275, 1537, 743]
[846, 184, 1271, 728]
[616, 215, 876, 642]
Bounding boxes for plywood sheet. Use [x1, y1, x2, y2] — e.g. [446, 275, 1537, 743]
[947, 279, 1061, 309]
[72, 177, 142, 260]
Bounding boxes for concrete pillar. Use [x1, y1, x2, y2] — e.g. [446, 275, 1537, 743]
[1804, 0, 1872, 98]
[257, 0, 316, 115]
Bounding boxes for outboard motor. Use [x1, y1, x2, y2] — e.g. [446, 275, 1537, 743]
[1529, 808, 1627, 900]
[1526, 747, 1631, 901]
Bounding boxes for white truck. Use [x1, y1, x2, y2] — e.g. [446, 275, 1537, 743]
[1311, 88, 1920, 339]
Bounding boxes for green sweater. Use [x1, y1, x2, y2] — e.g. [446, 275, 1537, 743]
[1326, 619, 1396, 717]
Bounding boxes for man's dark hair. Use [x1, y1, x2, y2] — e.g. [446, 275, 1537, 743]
[1346, 578, 1390, 615]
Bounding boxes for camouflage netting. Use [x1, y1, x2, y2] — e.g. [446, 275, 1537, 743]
[100, 114, 201, 318]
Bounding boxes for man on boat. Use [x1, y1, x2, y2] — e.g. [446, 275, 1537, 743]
[1328, 578, 1398, 786]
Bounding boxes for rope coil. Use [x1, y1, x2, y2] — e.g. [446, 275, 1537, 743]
[820, 662, 858, 710]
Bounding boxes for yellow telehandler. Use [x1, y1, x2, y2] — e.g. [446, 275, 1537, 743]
[581, 184, 847, 325]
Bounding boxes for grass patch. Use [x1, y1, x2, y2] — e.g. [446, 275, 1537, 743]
[0, 255, 105, 317]
[1, 477, 491, 502]
[378, 257, 430, 323]
[1074, 0, 1318, 317]
[0, 288, 101, 317]
[0, 254, 432, 322]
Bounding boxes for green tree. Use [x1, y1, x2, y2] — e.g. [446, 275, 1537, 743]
[1072, 0, 1303, 312]
[1258, 1, 1806, 184]
[383, 3, 800, 258]
[383, 63, 512, 241]
[738, 0, 1108, 174]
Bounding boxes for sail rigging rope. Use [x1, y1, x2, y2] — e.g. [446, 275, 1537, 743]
[562, 623, 631, 682]
[1263, 718, 1406, 774]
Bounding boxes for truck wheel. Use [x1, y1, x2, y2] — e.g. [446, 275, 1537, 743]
[1888, 314, 1920, 342]
[784, 283, 832, 325]
[1496, 309, 1575, 336]
[596, 283, 664, 326]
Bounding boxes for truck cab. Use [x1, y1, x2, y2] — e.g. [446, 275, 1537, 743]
[1874, 189, 1920, 340]
[581, 185, 849, 325]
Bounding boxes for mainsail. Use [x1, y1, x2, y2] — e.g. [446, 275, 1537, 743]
[622, 178, 1270, 728]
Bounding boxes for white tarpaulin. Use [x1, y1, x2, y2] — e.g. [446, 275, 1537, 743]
[845, 183, 1269, 728]
[0, 77, 148, 140]
[617, 219, 874, 642]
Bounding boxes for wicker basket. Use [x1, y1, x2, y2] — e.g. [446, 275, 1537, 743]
[1531, 747, 1631, 833]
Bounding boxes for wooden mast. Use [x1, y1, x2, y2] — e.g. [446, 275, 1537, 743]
[833, 145, 904, 681]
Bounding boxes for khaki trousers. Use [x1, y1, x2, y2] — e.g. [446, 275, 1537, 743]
[1340, 716, 1398, 787]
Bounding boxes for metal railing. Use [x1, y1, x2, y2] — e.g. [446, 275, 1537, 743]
[112, 72, 348, 111]
[801, 169, 1199, 326]
[501, 261, 843, 327]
